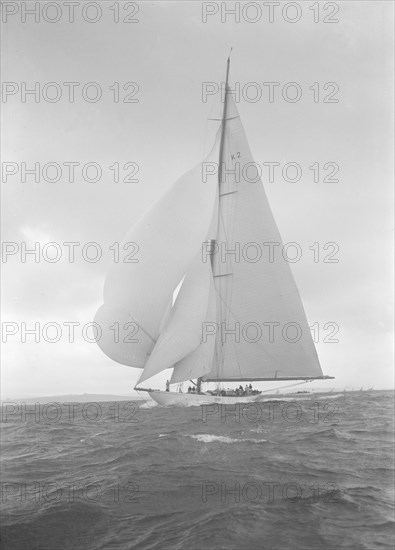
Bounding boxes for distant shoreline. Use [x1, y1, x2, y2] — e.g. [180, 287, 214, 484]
[0, 393, 146, 404]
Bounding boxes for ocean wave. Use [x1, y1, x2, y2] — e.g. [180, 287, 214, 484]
[139, 401, 158, 409]
[187, 434, 266, 444]
[2, 391, 393, 550]
[314, 393, 343, 399]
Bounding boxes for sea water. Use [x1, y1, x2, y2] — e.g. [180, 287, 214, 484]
[1, 390, 394, 549]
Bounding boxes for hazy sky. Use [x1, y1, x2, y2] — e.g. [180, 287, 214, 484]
[1, 1, 393, 397]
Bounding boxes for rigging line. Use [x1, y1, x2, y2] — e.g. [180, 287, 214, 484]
[222, 125, 238, 345]
[209, 247, 221, 378]
[217, 128, 236, 288]
[228, 321, 243, 380]
[220, 171, 242, 384]
[214, 55, 233, 378]
[217, 137, 243, 379]
[218, 208, 234, 374]
[217, 170, 233, 376]
[217, 127, 233, 244]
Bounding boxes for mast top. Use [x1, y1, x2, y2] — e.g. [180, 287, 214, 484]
[225, 48, 232, 86]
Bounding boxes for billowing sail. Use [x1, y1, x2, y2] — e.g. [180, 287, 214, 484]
[95, 61, 326, 386]
[137, 253, 216, 384]
[170, 268, 217, 383]
[94, 138, 220, 368]
[204, 89, 323, 381]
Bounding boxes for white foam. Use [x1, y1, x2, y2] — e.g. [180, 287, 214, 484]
[140, 401, 158, 409]
[188, 434, 266, 444]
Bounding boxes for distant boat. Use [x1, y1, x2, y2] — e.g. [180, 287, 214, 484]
[95, 54, 334, 407]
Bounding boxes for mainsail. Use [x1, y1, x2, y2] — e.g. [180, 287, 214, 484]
[203, 82, 323, 382]
[95, 56, 326, 385]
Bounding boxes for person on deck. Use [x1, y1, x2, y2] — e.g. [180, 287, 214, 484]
[166, 380, 170, 392]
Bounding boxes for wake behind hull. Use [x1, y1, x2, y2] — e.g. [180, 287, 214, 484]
[148, 390, 265, 407]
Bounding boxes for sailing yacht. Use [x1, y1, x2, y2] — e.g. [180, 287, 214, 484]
[94, 55, 334, 406]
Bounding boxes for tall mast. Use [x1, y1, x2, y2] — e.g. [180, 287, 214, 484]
[210, 51, 232, 384]
[218, 49, 232, 184]
[197, 54, 232, 393]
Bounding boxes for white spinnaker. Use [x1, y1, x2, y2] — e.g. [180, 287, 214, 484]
[94, 137, 220, 368]
[137, 254, 215, 384]
[205, 90, 323, 381]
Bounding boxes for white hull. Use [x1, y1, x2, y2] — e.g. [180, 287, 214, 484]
[148, 390, 265, 407]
